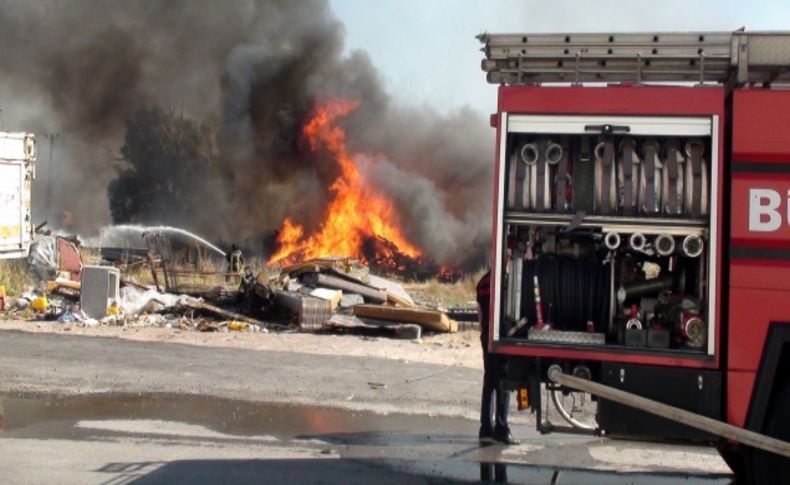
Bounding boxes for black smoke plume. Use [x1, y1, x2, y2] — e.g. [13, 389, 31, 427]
[0, 0, 492, 270]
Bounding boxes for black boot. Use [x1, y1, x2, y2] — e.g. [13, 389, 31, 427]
[479, 426, 496, 444]
[493, 427, 520, 445]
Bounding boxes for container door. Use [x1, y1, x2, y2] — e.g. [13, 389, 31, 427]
[0, 161, 29, 258]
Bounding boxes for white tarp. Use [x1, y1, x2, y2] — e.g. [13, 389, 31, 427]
[119, 286, 197, 315]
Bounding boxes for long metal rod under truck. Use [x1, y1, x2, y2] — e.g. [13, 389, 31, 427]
[478, 30, 790, 484]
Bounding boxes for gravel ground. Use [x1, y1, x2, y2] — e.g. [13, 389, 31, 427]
[0, 319, 483, 369]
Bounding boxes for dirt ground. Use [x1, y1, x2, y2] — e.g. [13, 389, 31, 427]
[0, 319, 483, 370]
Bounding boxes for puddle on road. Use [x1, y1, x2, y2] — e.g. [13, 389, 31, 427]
[402, 460, 733, 484]
[0, 392, 733, 484]
[0, 391, 472, 440]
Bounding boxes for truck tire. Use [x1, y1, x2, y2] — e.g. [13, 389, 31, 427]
[749, 379, 790, 484]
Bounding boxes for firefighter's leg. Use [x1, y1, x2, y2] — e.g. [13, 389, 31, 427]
[493, 356, 520, 444]
[493, 356, 511, 432]
[480, 352, 496, 439]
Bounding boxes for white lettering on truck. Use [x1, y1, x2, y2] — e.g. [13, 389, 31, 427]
[748, 188, 786, 232]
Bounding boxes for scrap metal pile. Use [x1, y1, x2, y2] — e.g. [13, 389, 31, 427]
[3, 230, 463, 340]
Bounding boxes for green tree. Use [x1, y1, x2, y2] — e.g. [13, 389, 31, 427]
[108, 106, 225, 232]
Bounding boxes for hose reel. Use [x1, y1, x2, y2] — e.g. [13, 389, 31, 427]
[684, 139, 709, 218]
[640, 138, 663, 215]
[594, 140, 617, 214]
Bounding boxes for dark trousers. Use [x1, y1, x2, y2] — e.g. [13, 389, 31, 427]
[479, 462, 508, 482]
[480, 350, 510, 432]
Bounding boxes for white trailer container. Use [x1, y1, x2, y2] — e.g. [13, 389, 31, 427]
[0, 132, 36, 259]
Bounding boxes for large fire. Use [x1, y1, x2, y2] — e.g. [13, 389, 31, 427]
[268, 99, 423, 271]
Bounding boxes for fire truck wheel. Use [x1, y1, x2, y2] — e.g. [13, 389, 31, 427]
[749, 379, 790, 485]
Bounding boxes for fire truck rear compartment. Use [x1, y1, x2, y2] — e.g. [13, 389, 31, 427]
[597, 363, 722, 441]
[498, 127, 713, 355]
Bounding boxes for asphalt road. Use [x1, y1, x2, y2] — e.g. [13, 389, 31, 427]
[0, 329, 480, 418]
[0, 330, 733, 484]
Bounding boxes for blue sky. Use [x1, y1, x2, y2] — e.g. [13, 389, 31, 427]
[329, 0, 790, 115]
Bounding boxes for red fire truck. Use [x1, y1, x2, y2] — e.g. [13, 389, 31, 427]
[479, 31, 790, 483]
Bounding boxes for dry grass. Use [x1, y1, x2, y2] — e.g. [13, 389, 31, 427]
[121, 264, 153, 284]
[0, 258, 34, 296]
[404, 268, 487, 308]
[79, 246, 102, 266]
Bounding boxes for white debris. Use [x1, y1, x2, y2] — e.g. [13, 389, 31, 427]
[119, 286, 197, 315]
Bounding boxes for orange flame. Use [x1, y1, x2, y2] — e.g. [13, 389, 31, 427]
[268, 99, 420, 266]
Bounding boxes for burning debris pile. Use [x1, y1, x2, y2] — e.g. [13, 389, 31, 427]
[4, 226, 467, 340]
[271, 257, 457, 339]
[0, 0, 492, 272]
[1, 0, 488, 333]
[266, 99, 442, 280]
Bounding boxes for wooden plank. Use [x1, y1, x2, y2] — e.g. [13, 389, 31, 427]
[326, 314, 422, 339]
[366, 274, 415, 307]
[280, 257, 358, 279]
[353, 304, 457, 333]
[328, 271, 414, 307]
[304, 273, 387, 304]
[181, 299, 265, 327]
[386, 292, 415, 309]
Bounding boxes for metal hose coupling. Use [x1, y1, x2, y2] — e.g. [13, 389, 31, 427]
[684, 139, 705, 158]
[681, 234, 704, 258]
[629, 232, 646, 251]
[604, 231, 621, 251]
[626, 318, 643, 330]
[545, 141, 564, 165]
[520, 143, 539, 166]
[654, 233, 676, 257]
[682, 313, 706, 349]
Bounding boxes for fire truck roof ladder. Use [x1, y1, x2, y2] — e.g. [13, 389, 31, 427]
[478, 30, 790, 87]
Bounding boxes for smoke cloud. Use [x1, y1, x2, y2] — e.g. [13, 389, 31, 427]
[0, 0, 492, 270]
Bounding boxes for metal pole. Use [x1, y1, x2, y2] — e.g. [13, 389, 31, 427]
[45, 133, 59, 216]
[548, 366, 790, 459]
